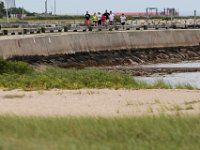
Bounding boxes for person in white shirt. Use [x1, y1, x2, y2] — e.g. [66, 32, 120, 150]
[109, 11, 115, 25]
[120, 13, 126, 29]
[97, 12, 102, 26]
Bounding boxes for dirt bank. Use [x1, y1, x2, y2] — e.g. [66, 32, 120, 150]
[0, 89, 199, 117]
[10, 45, 200, 68]
[103, 66, 200, 76]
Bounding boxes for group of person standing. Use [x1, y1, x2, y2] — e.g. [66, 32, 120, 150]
[85, 10, 126, 27]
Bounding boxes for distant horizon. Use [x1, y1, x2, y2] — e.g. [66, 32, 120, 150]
[14, 0, 200, 16]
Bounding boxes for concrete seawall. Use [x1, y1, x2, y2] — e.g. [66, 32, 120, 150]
[0, 29, 200, 59]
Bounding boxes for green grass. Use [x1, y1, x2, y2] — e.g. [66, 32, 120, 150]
[1, 15, 200, 24]
[1, 28, 23, 30]
[0, 59, 33, 74]
[0, 18, 19, 22]
[24, 15, 84, 20]
[175, 83, 196, 90]
[0, 67, 141, 90]
[0, 16, 84, 24]
[0, 115, 199, 150]
[0, 59, 195, 90]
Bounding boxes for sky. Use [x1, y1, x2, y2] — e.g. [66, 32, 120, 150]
[15, 0, 200, 16]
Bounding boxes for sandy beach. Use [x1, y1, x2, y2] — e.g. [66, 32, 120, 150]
[0, 89, 200, 117]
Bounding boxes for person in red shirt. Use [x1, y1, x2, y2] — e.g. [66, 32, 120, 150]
[101, 15, 106, 26]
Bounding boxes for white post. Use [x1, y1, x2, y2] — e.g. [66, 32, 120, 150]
[194, 10, 197, 26]
[45, 0, 47, 15]
[4, 1, 9, 23]
[54, 0, 56, 15]
[22, 7, 24, 18]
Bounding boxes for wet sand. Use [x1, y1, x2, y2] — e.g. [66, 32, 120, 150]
[0, 89, 199, 117]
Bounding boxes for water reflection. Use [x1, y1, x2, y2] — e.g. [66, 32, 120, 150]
[136, 72, 200, 89]
[142, 61, 200, 68]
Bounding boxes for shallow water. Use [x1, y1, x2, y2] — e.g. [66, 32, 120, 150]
[136, 61, 200, 89]
[136, 72, 200, 89]
[142, 61, 200, 68]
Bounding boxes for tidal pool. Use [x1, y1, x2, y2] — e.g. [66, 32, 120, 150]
[136, 72, 200, 89]
[136, 61, 200, 89]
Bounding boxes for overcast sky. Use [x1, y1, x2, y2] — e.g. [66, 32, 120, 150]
[15, 0, 200, 15]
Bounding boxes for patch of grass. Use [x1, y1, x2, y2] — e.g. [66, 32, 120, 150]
[23, 15, 84, 21]
[38, 91, 44, 95]
[0, 60, 196, 90]
[185, 100, 200, 105]
[154, 99, 161, 104]
[175, 83, 196, 90]
[0, 61, 131, 90]
[0, 18, 19, 22]
[152, 80, 172, 89]
[185, 105, 194, 110]
[3, 94, 25, 99]
[0, 64, 145, 90]
[126, 100, 134, 106]
[172, 105, 183, 112]
[0, 59, 33, 74]
[136, 80, 173, 89]
[74, 90, 82, 95]
[147, 107, 154, 113]
[0, 115, 199, 150]
[1, 28, 23, 30]
[1, 16, 200, 23]
[116, 108, 120, 114]
[159, 105, 169, 112]
[86, 90, 98, 95]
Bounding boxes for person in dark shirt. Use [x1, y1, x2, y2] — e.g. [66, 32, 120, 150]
[103, 10, 110, 26]
[85, 11, 91, 26]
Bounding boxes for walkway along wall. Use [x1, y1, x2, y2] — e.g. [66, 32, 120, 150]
[0, 30, 200, 59]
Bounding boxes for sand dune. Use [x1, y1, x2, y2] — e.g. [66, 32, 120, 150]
[0, 89, 199, 117]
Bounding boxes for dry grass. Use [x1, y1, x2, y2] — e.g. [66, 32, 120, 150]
[3, 94, 25, 99]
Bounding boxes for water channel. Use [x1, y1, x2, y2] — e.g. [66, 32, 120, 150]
[135, 61, 200, 89]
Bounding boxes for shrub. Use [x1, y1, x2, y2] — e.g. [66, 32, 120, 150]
[0, 59, 33, 74]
